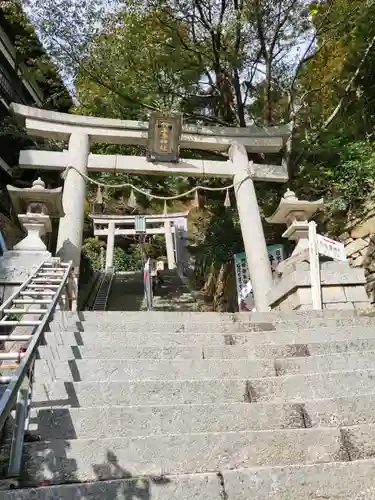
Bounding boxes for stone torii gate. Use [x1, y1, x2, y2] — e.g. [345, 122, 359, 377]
[90, 212, 189, 270]
[10, 103, 291, 310]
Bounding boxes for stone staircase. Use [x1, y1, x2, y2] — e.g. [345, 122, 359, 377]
[5, 310, 375, 498]
[105, 270, 198, 312]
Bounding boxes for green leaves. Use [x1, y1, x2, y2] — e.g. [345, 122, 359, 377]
[75, 8, 203, 116]
[293, 138, 375, 233]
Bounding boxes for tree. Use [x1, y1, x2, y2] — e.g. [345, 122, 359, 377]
[82, 237, 104, 271]
[20, 0, 375, 309]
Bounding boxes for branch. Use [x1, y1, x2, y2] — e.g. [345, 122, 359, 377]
[254, 0, 268, 59]
[291, 32, 375, 171]
[290, 2, 363, 92]
[48, 33, 161, 113]
[232, 0, 246, 126]
[321, 33, 375, 131]
[219, 0, 227, 25]
[269, 0, 300, 58]
[297, 83, 329, 106]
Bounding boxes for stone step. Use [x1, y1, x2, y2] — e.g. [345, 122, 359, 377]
[237, 326, 375, 345]
[248, 309, 369, 321]
[32, 370, 375, 408]
[207, 338, 375, 359]
[30, 394, 375, 441]
[271, 317, 375, 330]
[31, 379, 250, 407]
[49, 320, 375, 337]
[34, 358, 275, 382]
[44, 326, 375, 349]
[29, 402, 304, 440]
[49, 320, 272, 334]
[38, 337, 375, 361]
[21, 428, 344, 485]
[342, 423, 375, 461]
[3, 473, 223, 500]
[51, 312, 238, 325]
[51, 308, 361, 324]
[247, 369, 375, 402]
[6, 460, 375, 499]
[303, 394, 375, 428]
[38, 344, 205, 360]
[222, 459, 375, 499]
[49, 316, 375, 335]
[275, 351, 375, 376]
[44, 331, 258, 348]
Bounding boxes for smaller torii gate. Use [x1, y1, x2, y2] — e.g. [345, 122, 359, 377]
[90, 212, 189, 270]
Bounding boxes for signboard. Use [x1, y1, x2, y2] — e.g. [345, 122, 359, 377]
[135, 216, 146, 233]
[267, 244, 285, 268]
[147, 112, 182, 163]
[0, 232, 6, 254]
[234, 252, 254, 311]
[316, 234, 346, 262]
[234, 244, 285, 312]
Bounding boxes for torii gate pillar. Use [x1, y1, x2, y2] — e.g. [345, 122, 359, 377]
[230, 142, 273, 311]
[56, 132, 89, 271]
[164, 220, 176, 269]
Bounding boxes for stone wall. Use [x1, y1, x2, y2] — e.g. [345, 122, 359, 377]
[269, 260, 369, 312]
[341, 212, 375, 304]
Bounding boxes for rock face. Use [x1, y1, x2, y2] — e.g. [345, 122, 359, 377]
[342, 211, 375, 304]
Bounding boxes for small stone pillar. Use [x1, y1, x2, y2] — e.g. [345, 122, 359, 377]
[266, 190, 370, 311]
[105, 221, 115, 270]
[100, 246, 105, 271]
[164, 220, 176, 270]
[1, 178, 64, 301]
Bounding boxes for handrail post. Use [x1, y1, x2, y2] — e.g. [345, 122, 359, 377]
[308, 221, 322, 310]
[7, 374, 30, 479]
[144, 259, 153, 311]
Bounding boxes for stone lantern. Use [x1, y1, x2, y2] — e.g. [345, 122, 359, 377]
[266, 188, 324, 257]
[0, 178, 65, 302]
[266, 189, 370, 312]
[7, 178, 64, 252]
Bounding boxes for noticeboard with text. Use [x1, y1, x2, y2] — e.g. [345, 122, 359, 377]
[0, 231, 6, 255]
[135, 215, 146, 233]
[267, 244, 285, 269]
[234, 244, 285, 311]
[316, 234, 346, 262]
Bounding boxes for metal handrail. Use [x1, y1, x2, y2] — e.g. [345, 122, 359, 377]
[92, 268, 114, 310]
[82, 272, 101, 310]
[0, 259, 73, 481]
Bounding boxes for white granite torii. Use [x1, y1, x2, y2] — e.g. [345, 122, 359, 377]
[10, 103, 292, 311]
